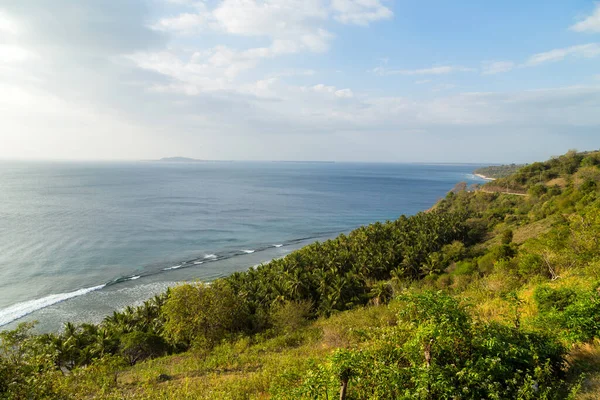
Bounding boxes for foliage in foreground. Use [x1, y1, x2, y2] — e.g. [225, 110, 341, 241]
[278, 292, 573, 400]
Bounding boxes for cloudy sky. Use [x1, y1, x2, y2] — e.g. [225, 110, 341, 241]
[1, 0, 599, 163]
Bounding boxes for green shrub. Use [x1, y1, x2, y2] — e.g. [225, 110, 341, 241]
[529, 184, 548, 198]
[453, 260, 476, 276]
[535, 286, 600, 343]
[120, 331, 168, 365]
[534, 286, 579, 313]
[285, 292, 573, 400]
[518, 253, 546, 277]
[501, 229, 514, 245]
[477, 253, 496, 275]
[270, 300, 313, 334]
[162, 281, 249, 349]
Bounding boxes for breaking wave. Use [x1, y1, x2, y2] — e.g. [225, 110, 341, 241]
[0, 285, 106, 327]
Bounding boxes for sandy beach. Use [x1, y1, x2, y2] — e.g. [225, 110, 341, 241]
[475, 173, 496, 181]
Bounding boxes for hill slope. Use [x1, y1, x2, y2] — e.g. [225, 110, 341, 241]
[2, 150, 600, 399]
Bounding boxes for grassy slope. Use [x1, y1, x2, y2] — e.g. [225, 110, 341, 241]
[55, 150, 600, 399]
[66, 306, 398, 399]
[63, 214, 600, 398]
[67, 270, 600, 399]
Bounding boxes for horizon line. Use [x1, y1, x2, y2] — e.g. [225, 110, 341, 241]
[0, 157, 506, 166]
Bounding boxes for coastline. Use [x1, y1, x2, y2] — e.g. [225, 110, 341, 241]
[475, 173, 496, 181]
[0, 233, 339, 333]
[0, 164, 486, 333]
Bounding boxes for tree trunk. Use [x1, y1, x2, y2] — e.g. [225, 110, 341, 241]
[340, 378, 348, 400]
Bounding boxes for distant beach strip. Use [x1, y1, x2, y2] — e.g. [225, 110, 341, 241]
[474, 173, 496, 181]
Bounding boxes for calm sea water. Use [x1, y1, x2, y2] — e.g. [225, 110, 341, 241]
[0, 161, 485, 332]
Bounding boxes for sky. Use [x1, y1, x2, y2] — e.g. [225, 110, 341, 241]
[0, 0, 599, 163]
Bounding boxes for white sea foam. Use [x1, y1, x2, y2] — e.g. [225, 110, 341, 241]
[204, 254, 217, 259]
[242, 249, 255, 254]
[163, 265, 182, 271]
[128, 276, 141, 280]
[0, 285, 106, 327]
[273, 244, 283, 248]
[193, 261, 204, 265]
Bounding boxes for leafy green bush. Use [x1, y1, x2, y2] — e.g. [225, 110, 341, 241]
[535, 286, 600, 343]
[270, 300, 313, 334]
[517, 253, 546, 277]
[453, 260, 477, 276]
[162, 281, 249, 349]
[120, 331, 168, 365]
[0, 323, 66, 399]
[534, 286, 579, 313]
[282, 292, 573, 399]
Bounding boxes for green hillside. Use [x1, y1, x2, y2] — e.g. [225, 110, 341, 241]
[2, 149, 600, 399]
[474, 163, 525, 179]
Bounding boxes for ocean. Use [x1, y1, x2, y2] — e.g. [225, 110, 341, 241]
[0, 161, 486, 332]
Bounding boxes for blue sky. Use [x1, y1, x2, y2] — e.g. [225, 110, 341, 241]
[0, 0, 599, 163]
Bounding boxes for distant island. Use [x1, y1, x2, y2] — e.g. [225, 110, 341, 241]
[155, 157, 205, 163]
[151, 158, 335, 164]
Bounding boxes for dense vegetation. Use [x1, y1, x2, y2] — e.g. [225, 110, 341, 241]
[2, 149, 600, 399]
[474, 163, 525, 179]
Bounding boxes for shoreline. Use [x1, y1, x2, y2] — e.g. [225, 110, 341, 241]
[0, 233, 341, 333]
[474, 173, 496, 181]
[1, 166, 486, 333]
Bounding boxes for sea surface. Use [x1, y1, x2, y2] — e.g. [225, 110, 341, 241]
[0, 161, 486, 332]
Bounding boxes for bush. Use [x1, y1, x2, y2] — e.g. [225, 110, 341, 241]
[453, 260, 476, 276]
[120, 331, 168, 365]
[501, 229, 514, 245]
[162, 281, 249, 349]
[477, 253, 496, 275]
[270, 300, 313, 334]
[518, 252, 546, 277]
[285, 292, 573, 400]
[534, 286, 579, 313]
[535, 286, 600, 343]
[529, 184, 548, 198]
[0, 323, 65, 399]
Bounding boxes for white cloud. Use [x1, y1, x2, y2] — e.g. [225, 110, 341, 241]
[478, 45, 600, 75]
[152, 0, 392, 60]
[0, 44, 34, 63]
[212, 0, 328, 36]
[525, 43, 600, 66]
[3, 0, 599, 163]
[0, 10, 19, 35]
[141, 0, 391, 107]
[335, 88, 354, 98]
[154, 0, 330, 40]
[373, 65, 474, 76]
[481, 61, 515, 75]
[308, 83, 353, 98]
[310, 83, 336, 93]
[152, 11, 209, 34]
[331, 0, 393, 26]
[415, 79, 431, 84]
[129, 42, 322, 97]
[571, 4, 600, 33]
[129, 47, 255, 93]
[153, 0, 337, 62]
